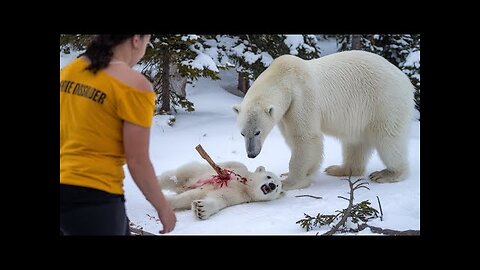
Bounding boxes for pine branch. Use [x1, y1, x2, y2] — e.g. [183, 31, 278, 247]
[323, 174, 356, 236]
[296, 172, 419, 235]
[296, 213, 336, 231]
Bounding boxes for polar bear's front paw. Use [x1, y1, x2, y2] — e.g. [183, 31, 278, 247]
[192, 200, 217, 220]
[369, 169, 403, 183]
[282, 177, 310, 191]
[325, 165, 364, 177]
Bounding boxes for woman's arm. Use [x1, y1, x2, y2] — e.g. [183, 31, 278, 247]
[123, 121, 176, 234]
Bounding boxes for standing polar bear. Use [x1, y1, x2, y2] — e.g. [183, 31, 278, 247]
[233, 50, 414, 190]
[157, 161, 284, 220]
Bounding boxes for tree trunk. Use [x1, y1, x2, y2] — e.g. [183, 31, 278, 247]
[170, 62, 187, 98]
[160, 53, 171, 114]
[351, 35, 362, 50]
[237, 74, 250, 95]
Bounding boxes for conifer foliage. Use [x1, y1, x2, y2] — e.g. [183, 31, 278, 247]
[224, 35, 322, 94]
[60, 34, 91, 54]
[142, 35, 221, 115]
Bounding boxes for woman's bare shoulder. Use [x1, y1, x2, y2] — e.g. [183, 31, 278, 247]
[104, 65, 153, 92]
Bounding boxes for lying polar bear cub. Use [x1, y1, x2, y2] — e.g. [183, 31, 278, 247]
[157, 161, 284, 220]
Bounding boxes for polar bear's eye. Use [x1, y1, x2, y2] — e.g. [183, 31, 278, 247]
[254, 131, 260, 136]
[241, 133, 245, 137]
[267, 175, 272, 179]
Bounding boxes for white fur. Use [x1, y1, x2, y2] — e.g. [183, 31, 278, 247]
[157, 161, 284, 220]
[233, 51, 415, 190]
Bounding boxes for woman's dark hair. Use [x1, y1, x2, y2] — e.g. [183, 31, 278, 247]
[82, 35, 136, 74]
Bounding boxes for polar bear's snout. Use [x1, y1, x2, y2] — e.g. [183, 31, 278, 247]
[261, 182, 278, 195]
[246, 137, 262, 158]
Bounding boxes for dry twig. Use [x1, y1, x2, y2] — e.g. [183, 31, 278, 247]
[295, 194, 323, 199]
[376, 195, 384, 221]
[129, 221, 156, 236]
[130, 226, 156, 236]
[356, 224, 420, 235]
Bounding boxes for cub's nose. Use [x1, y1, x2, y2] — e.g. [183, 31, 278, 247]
[268, 183, 277, 190]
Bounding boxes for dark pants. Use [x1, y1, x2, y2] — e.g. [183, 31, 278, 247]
[60, 184, 130, 235]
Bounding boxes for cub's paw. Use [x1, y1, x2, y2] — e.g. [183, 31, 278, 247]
[192, 200, 217, 220]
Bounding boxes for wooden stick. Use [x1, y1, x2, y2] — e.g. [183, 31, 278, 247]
[195, 144, 226, 177]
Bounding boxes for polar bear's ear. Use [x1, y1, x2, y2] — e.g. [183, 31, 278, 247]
[265, 105, 274, 117]
[255, 166, 265, 173]
[233, 104, 241, 114]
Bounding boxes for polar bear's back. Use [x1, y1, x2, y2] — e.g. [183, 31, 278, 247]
[308, 50, 413, 97]
[299, 51, 414, 139]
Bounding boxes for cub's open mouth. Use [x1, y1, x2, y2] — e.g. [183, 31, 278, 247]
[261, 183, 277, 195]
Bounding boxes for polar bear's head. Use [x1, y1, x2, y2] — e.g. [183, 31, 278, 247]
[248, 166, 285, 201]
[233, 104, 276, 158]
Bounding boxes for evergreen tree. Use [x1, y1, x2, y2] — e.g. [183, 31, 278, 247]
[285, 35, 322, 59]
[141, 34, 221, 115]
[220, 34, 322, 94]
[336, 35, 352, 51]
[60, 34, 223, 116]
[60, 34, 91, 54]
[398, 36, 420, 113]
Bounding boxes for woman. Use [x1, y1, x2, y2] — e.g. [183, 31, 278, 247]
[60, 35, 176, 235]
